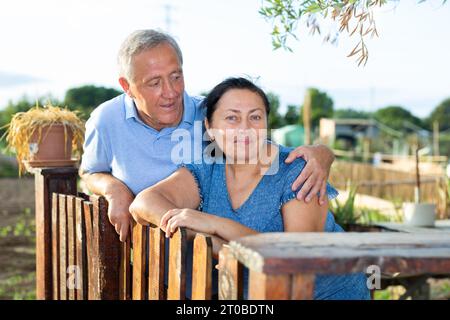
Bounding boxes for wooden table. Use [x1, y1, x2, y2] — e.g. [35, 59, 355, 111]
[219, 232, 450, 300]
[371, 220, 450, 298]
[374, 220, 450, 234]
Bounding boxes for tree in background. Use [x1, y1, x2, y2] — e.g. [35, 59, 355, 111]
[299, 88, 334, 128]
[0, 98, 35, 138]
[284, 104, 300, 125]
[426, 97, 450, 131]
[333, 108, 372, 119]
[64, 85, 122, 119]
[1, 85, 121, 141]
[374, 106, 423, 131]
[426, 98, 450, 157]
[267, 92, 285, 130]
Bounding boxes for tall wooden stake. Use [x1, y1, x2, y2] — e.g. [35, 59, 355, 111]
[433, 121, 440, 156]
[303, 90, 312, 145]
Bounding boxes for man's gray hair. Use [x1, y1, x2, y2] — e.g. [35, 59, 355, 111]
[118, 29, 183, 81]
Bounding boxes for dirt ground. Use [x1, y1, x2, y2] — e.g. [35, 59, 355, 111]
[0, 210, 36, 300]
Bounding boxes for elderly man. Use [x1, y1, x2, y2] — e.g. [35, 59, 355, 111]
[80, 29, 335, 242]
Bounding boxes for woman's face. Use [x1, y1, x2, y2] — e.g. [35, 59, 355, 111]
[206, 89, 268, 163]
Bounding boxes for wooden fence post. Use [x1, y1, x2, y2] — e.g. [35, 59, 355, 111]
[33, 167, 78, 300]
[90, 195, 121, 300]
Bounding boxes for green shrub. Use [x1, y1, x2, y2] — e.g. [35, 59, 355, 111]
[330, 184, 358, 226]
[0, 208, 35, 240]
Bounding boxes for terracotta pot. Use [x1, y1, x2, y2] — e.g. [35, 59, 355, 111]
[29, 124, 73, 161]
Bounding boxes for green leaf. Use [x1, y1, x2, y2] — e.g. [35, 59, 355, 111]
[274, 25, 281, 35]
[305, 3, 322, 13]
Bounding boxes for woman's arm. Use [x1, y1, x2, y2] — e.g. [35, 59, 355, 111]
[130, 168, 229, 256]
[160, 208, 259, 241]
[129, 167, 201, 226]
[281, 195, 329, 232]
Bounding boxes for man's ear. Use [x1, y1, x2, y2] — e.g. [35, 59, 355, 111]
[119, 77, 132, 97]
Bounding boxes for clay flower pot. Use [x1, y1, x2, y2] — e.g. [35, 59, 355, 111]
[2, 104, 85, 174]
[28, 124, 75, 167]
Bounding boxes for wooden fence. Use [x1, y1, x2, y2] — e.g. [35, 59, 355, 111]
[330, 161, 449, 218]
[32, 167, 450, 300]
[52, 193, 216, 300]
[33, 167, 216, 300]
[50, 193, 120, 299]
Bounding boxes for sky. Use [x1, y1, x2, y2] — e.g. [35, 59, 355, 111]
[0, 0, 449, 118]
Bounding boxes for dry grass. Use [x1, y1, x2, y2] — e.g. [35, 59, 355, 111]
[2, 103, 84, 175]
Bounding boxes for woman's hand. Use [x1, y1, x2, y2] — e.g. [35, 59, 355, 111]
[160, 208, 216, 238]
[285, 144, 335, 205]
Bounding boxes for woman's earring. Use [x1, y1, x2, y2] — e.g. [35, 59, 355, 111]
[210, 136, 215, 142]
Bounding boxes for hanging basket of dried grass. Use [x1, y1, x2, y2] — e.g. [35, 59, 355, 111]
[2, 103, 85, 175]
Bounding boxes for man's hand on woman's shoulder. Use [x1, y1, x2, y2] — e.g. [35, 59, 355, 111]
[285, 144, 335, 205]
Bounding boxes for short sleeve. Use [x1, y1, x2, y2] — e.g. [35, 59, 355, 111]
[178, 163, 209, 211]
[280, 158, 339, 208]
[80, 119, 111, 174]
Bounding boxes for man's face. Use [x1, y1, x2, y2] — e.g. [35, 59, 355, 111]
[121, 43, 185, 130]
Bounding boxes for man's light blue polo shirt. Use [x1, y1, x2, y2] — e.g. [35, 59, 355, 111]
[80, 92, 205, 195]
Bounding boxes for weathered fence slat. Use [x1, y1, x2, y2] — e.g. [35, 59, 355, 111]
[91, 197, 102, 299]
[51, 193, 60, 300]
[218, 245, 243, 300]
[58, 194, 68, 299]
[119, 239, 132, 300]
[192, 234, 212, 300]
[67, 195, 76, 300]
[75, 197, 87, 300]
[132, 222, 147, 300]
[91, 195, 120, 300]
[83, 201, 96, 299]
[148, 225, 165, 300]
[167, 228, 187, 300]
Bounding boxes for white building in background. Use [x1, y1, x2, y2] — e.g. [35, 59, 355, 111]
[319, 118, 380, 148]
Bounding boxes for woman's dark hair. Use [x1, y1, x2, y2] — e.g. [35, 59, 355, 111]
[203, 77, 270, 123]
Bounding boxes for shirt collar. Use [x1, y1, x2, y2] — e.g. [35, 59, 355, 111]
[124, 94, 139, 120]
[180, 91, 195, 125]
[124, 91, 195, 126]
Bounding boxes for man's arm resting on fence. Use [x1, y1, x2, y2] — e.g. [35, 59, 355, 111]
[79, 169, 134, 242]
